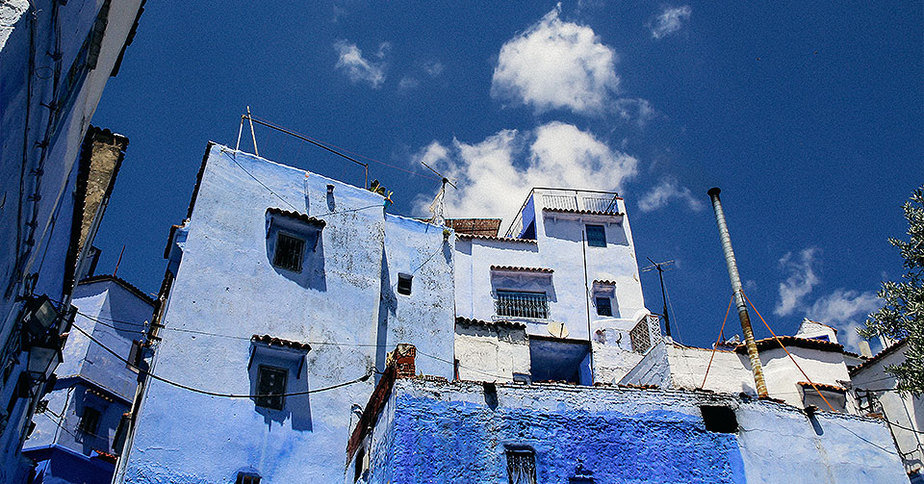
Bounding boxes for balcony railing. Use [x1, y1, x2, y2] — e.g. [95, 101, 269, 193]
[495, 291, 549, 319]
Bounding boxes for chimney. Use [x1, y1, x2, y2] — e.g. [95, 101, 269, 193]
[707, 188, 769, 399]
[386, 344, 416, 379]
[858, 340, 873, 359]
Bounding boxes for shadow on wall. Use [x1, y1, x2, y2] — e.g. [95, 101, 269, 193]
[248, 353, 312, 431]
[265, 212, 326, 292]
[376, 247, 396, 384]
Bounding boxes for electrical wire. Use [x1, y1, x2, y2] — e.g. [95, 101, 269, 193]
[68, 323, 372, 399]
[700, 295, 734, 389]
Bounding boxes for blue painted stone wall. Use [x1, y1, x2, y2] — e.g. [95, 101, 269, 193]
[362, 379, 907, 484]
[119, 146, 455, 483]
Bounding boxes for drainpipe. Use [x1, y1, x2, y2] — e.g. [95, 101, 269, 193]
[707, 188, 768, 399]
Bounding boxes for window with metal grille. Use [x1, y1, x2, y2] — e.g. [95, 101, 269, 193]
[397, 273, 413, 295]
[586, 224, 606, 247]
[236, 472, 261, 484]
[496, 290, 548, 319]
[78, 407, 101, 434]
[255, 366, 287, 410]
[272, 233, 305, 272]
[506, 448, 537, 484]
[595, 297, 612, 316]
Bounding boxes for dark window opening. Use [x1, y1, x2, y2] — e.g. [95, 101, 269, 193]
[521, 220, 536, 240]
[78, 407, 102, 434]
[397, 273, 413, 296]
[255, 365, 287, 410]
[506, 448, 537, 484]
[595, 297, 612, 316]
[586, 224, 606, 247]
[273, 233, 305, 272]
[236, 472, 261, 484]
[570, 478, 594, 484]
[496, 290, 549, 319]
[701, 405, 738, 433]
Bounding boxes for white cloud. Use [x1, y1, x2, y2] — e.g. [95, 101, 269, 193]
[398, 76, 419, 90]
[422, 60, 444, 77]
[615, 97, 656, 127]
[774, 248, 821, 317]
[333, 40, 387, 88]
[638, 177, 703, 212]
[650, 6, 692, 39]
[807, 289, 880, 350]
[412, 122, 637, 228]
[491, 6, 619, 115]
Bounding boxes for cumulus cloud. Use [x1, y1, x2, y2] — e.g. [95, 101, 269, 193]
[650, 6, 692, 39]
[333, 40, 388, 88]
[774, 248, 821, 317]
[412, 122, 637, 227]
[808, 289, 880, 348]
[638, 177, 703, 212]
[491, 6, 619, 115]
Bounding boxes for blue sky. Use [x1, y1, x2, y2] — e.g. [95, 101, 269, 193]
[92, 1, 922, 352]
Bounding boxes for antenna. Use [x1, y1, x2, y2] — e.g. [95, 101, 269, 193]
[643, 258, 674, 338]
[421, 161, 456, 225]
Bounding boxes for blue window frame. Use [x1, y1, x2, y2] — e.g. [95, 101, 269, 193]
[586, 225, 606, 247]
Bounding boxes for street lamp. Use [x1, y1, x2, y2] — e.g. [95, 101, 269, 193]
[21, 295, 60, 340]
[25, 343, 60, 383]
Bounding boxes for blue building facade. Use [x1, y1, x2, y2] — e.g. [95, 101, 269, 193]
[0, 0, 143, 479]
[23, 275, 155, 483]
[351, 373, 908, 483]
[116, 145, 456, 482]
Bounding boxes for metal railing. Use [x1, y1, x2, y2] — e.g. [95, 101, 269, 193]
[495, 291, 549, 319]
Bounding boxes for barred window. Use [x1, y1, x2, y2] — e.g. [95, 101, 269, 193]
[78, 407, 101, 434]
[273, 233, 305, 272]
[595, 297, 612, 317]
[255, 366, 287, 410]
[586, 224, 606, 247]
[236, 472, 261, 484]
[496, 291, 548, 319]
[506, 449, 537, 484]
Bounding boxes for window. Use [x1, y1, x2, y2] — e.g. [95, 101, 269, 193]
[506, 448, 537, 484]
[272, 233, 305, 272]
[78, 407, 102, 434]
[586, 224, 606, 247]
[595, 297, 612, 317]
[700, 405, 737, 433]
[397, 273, 413, 295]
[236, 472, 261, 484]
[496, 290, 548, 319]
[255, 366, 287, 410]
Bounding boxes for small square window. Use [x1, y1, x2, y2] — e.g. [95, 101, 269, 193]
[595, 297, 612, 317]
[236, 472, 261, 484]
[78, 407, 101, 434]
[273, 233, 305, 272]
[701, 405, 738, 433]
[586, 225, 606, 247]
[397, 273, 413, 295]
[256, 366, 287, 410]
[506, 448, 536, 484]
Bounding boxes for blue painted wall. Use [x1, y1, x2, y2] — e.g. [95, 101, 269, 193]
[360, 379, 907, 484]
[118, 145, 455, 483]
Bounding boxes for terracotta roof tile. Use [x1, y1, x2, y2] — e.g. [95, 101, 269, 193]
[266, 207, 326, 228]
[797, 381, 847, 393]
[455, 316, 526, 330]
[490, 265, 553, 274]
[456, 233, 537, 244]
[542, 208, 624, 217]
[251, 334, 311, 352]
[734, 335, 844, 354]
[445, 218, 502, 237]
[593, 279, 618, 286]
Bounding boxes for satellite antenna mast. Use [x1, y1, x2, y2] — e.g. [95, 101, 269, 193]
[643, 258, 675, 338]
[421, 161, 456, 225]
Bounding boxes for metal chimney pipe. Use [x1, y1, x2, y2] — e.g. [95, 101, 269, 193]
[707, 187, 769, 398]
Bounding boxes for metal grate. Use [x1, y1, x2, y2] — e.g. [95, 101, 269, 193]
[255, 365, 287, 410]
[496, 291, 548, 319]
[630, 318, 651, 353]
[506, 449, 537, 484]
[273, 233, 305, 272]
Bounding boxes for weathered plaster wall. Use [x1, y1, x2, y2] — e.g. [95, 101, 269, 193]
[454, 320, 529, 382]
[120, 146, 454, 483]
[364, 379, 906, 484]
[851, 343, 924, 473]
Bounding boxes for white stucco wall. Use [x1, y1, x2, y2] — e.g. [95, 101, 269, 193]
[454, 321, 530, 382]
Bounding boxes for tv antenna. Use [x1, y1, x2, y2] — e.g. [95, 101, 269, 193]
[642, 258, 675, 338]
[421, 161, 456, 225]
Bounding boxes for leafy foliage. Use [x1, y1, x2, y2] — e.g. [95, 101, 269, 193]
[861, 186, 924, 394]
